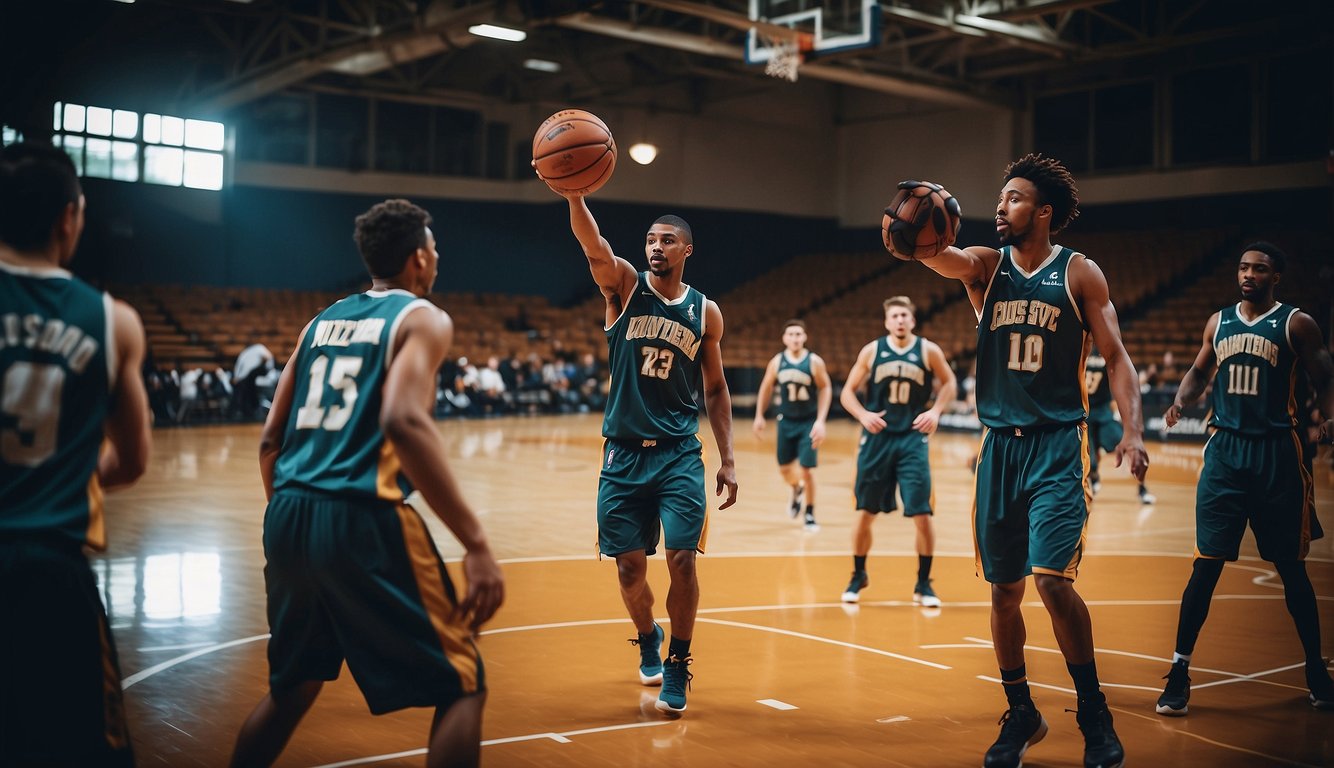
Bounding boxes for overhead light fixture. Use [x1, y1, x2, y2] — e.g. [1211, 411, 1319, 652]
[468, 23, 527, 42]
[628, 143, 658, 165]
[523, 58, 561, 73]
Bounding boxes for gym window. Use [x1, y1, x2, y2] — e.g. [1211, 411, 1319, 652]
[53, 101, 227, 190]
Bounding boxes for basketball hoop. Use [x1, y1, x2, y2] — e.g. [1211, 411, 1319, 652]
[760, 32, 813, 83]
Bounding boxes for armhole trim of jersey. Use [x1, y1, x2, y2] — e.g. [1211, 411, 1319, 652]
[976, 249, 1005, 321]
[1213, 307, 1230, 349]
[103, 292, 117, 389]
[604, 272, 640, 332]
[698, 292, 708, 336]
[1282, 304, 1295, 354]
[386, 299, 437, 369]
[1066, 250, 1085, 327]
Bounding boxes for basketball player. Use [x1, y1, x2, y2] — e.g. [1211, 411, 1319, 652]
[229, 200, 504, 768]
[838, 296, 955, 608]
[752, 319, 831, 531]
[552, 190, 738, 717]
[1086, 346, 1155, 504]
[912, 155, 1147, 768]
[1155, 242, 1334, 715]
[0, 142, 151, 767]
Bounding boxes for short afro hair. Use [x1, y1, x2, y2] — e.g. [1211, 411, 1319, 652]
[1004, 153, 1080, 233]
[652, 214, 693, 244]
[353, 199, 432, 278]
[0, 142, 83, 252]
[1241, 241, 1287, 273]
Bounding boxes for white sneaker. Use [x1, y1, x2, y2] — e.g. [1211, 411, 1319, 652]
[1139, 489, 1157, 505]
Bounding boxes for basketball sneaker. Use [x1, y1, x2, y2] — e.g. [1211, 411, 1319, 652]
[983, 703, 1047, 768]
[1155, 661, 1190, 716]
[1306, 662, 1334, 710]
[630, 623, 664, 685]
[841, 570, 868, 602]
[655, 653, 693, 715]
[1138, 486, 1157, 505]
[1089, 472, 1101, 497]
[1075, 701, 1125, 768]
[803, 509, 819, 532]
[788, 484, 804, 519]
[913, 579, 941, 608]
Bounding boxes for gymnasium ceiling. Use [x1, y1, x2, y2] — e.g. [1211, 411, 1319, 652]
[3, 0, 1330, 124]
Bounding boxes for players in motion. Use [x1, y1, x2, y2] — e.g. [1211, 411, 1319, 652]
[1156, 242, 1334, 715]
[838, 297, 955, 607]
[230, 200, 504, 768]
[909, 154, 1147, 768]
[0, 142, 151, 768]
[1086, 347, 1155, 504]
[753, 319, 832, 531]
[549, 185, 738, 716]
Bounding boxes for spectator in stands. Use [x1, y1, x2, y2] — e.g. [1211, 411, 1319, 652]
[444, 357, 477, 416]
[232, 343, 275, 421]
[575, 352, 606, 412]
[543, 355, 578, 412]
[477, 356, 508, 415]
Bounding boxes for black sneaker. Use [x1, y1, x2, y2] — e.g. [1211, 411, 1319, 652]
[788, 484, 804, 518]
[1307, 662, 1334, 710]
[1156, 661, 1190, 716]
[983, 704, 1047, 768]
[841, 570, 868, 603]
[1076, 702, 1125, 768]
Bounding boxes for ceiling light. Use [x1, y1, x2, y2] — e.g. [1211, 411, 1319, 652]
[523, 58, 561, 73]
[628, 143, 658, 165]
[468, 24, 527, 42]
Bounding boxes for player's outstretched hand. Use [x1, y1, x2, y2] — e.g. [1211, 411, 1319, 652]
[716, 464, 738, 510]
[1163, 402, 1183, 428]
[460, 549, 505, 631]
[1113, 435, 1150, 482]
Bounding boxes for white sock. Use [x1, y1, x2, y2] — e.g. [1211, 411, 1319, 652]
[1172, 652, 1191, 666]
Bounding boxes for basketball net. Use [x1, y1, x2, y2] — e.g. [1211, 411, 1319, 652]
[761, 32, 811, 82]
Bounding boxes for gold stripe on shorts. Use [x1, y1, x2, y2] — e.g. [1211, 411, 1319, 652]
[395, 505, 480, 694]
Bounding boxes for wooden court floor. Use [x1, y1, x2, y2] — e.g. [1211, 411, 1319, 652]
[95, 415, 1334, 767]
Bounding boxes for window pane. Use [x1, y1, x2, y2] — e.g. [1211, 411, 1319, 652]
[1172, 65, 1249, 165]
[315, 93, 367, 170]
[62, 135, 85, 175]
[1, 126, 19, 146]
[143, 113, 161, 144]
[237, 93, 309, 164]
[144, 145, 184, 186]
[1034, 91, 1090, 173]
[85, 138, 113, 178]
[111, 141, 139, 182]
[185, 119, 225, 151]
[86, 106, 113, 136]
[374, 100, 429, 173]
[1264, 52, 1330, 162]
[112, 110, 138, 139]
[183, 150, 223, 190]
[160, 115, 185, 146]
[54, 102, 63, 131]
[63, 103, 86, 133]
[1093, 82, 1153, 171]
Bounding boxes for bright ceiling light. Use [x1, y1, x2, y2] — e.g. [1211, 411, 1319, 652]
[628, 143, 658, 165]
[468, 24, 527, 42]
[523, 58, 561, 73]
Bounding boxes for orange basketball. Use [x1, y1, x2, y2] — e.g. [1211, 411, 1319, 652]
[882, 180, 962, 261]
[532, 109, 617, 196]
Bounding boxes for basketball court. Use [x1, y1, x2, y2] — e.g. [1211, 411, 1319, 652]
[99, 417, 1334, 767]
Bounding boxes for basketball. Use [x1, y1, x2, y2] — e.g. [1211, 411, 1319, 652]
[532, 109, 617, 196]
[882, 180, 962, 261]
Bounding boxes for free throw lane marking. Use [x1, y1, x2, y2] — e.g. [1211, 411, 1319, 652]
[757, 698, 798, 710]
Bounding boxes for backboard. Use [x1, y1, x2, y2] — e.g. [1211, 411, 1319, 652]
[745, 0, 880, 65]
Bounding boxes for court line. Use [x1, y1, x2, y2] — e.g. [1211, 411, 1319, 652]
[308, 720, 674, 768]
[122, 633, 269, 689]
[488, 551, 1334, 565]
[138, 641, 222, 652]
[696, 618, 951, 669]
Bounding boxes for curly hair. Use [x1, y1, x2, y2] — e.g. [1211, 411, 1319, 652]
[1003, 153, 1080, 233]
[0, 142, 82, 252]
[353, 199, 432, 278]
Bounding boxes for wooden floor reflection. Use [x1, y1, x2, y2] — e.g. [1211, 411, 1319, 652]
[97, 415, 1334, 767]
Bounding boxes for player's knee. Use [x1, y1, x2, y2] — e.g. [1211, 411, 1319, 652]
[1032, 573, 1073, 601]
[991, 580, 1025, 608]
[666, 548, 698, 579]
[614, 555, 648, 586]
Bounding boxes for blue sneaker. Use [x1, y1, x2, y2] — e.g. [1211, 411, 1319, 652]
[655, 653, 693, 715]
[630, 623, 664, 685]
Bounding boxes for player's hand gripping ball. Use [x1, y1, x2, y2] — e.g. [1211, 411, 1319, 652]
[531, 109, 617, 196]
[882, 180, 962, 261]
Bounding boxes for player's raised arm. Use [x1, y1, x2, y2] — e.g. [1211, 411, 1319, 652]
[1073, 256, 1147, 479]
[1165, 312, 1221, 428]
[1290, 311, 1334, 442]
[840, 341, 886, 434]
[701, 299, 737, 509]
[563, 195, 637, 309]
[752, 353, 781, 437]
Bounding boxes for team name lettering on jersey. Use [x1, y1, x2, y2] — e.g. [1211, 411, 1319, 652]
[309, 318, 386, 348]
[776, 368, 813, 386]
[1, 312, 99, 374]
[625, 315, 701, 360]
[1215, 332, 1279, 367]
[988, 299, 1062, 332]
[874, 359, 926, 385]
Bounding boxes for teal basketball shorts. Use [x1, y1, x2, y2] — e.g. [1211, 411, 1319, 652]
[854, 429, 933, 515]
[597, 435, 707, 556]
[776, 414, 818, 468]
[263, 489, 484, 714]
[973, 423, 1091, 583]
[1194, 429, 1321, 561]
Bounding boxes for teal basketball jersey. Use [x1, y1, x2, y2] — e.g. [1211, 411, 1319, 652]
[602, 272, 706, 440]
[864, 335, 932, 433]
[0, 262, 113, 549]
[1084, 349, 1112, 413]
[1208, 302, 1300, 435]
[976, 246, 1088, 428]
[273, 289, 435, 501]
[776, 350, 817, 420]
